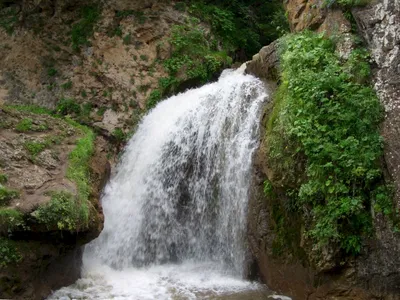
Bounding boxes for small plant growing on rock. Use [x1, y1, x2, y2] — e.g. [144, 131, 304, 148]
[56, 98, 81, 116]
[47, 68, 57, 77]
[147, 90, 162, 109]
[61, 80, 73, 90]
[23, 141, 48, 158]
[0, 208, 24, 233]
[0, 238, 22, 268]
[123, 33, 132, 45]
[0, 174, 7, 184]
[0, 187, 19, 206]
[15, 118, 33, 132]
[112, 128, 126, 143]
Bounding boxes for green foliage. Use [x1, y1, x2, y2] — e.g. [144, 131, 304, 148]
[65, 121, 95, 228]
[96, 106, 107, 116]
[56, 98, 81, 116]
[0, 7, 18, 35]
[147, 90, 162, 109]
[140, 54, 148, 62]
[81, 103, 92, 117]
[123, 33, 132, 45]
[15, 118, 33, 132]
[174, 2, 186, 11]
[0, 174, 7, 184]
[47, 67, 57, 77]
[112, 128, 126, 143]
[23, 141, 48, 157]
[71, 5, 100, 51]
[164, 19, 231, 85]
[0, 186, 19, 206]
[324, 0, 370, 8]
[33, 191, 87, 231]
[189, 0, 289, 58]
[5, 105, 53, 115]
[61, 80, 73, 90]
[0, 208, 24, 233]
[268, 31, 385, 255]
[0, 238, 22, 268]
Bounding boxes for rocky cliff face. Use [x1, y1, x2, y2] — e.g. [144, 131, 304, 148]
[246, 0, 400, 299]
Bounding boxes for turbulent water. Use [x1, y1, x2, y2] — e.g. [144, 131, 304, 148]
[49, 69, 274, 299]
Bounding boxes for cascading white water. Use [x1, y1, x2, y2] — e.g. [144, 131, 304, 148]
[49, 69, 270, 299]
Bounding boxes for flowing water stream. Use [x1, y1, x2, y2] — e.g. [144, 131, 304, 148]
[49, 69, 282, 299]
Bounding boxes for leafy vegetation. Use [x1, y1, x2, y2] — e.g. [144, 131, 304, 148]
[47, 67, 57, 77]
[0, 238, 22, 268]
[147, 90, 162, 109]
[0, 6, 18, 35]
[0, 186, 19, 206]
[324, 0, 370, 8]
[65, 120, 95, 228]
[32, 119, 94, 231]
[15, 118, 33, 132]
[112, 128, 126, 143]
[33, 191, 87, 231]
[266, 31, 386, 255]
[0, 208, 24, 233]
[23, 140, 48, 157]
[71, 5, 100, 51]
[189, 0, 289, 58]
[56, 98, 81, 116]
[0, 174, 7, 184]
[61, 80, 73, 90]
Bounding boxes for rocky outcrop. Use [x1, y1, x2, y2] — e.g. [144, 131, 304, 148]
[0, 106, 110, 299]
[0, 0, 188, 142]
[246, 0, 400, 299]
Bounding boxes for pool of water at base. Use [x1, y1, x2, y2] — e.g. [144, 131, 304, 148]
[48, 260, 291, 300]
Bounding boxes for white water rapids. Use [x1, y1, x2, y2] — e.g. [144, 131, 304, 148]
[48, 70, 282, 299]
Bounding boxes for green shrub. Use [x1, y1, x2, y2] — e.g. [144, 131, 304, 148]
[71, 5, 100, 51]
[23, 141, 48, 157]
[163, 19, 231, 86]
[140, 54, 148, 61]
[0, 7, 18, 35]
[0, 187, 19, 206]
[5, 105, 53, 115]
[47, 68, 57, 77]
[96, 106, 107, 116]
[33, 191, 86, 231]
[15, 118, 33, 132]
[65, 121, 95, 227]
[112, 128, 126, 143]
[174, 2, 186, 11]
[325, 0, 370, 7]
[61, 80, 73, 90]
[147, 90, 162, 109]
[0, 174, 7, 184]
[0, 208, 24, 233]
[81, 103, 92, 117]
[56, 98, 81, 115]
[0, 238, 22, 268]
[189, 0, 288, 57]
[267, 31, 385, 255]
[123, 33, 132, 45]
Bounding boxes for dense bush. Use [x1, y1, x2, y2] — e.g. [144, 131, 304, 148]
[190, 0, 289, 59]
[267, 31, 387, 254]
[71, 5, 100, 51]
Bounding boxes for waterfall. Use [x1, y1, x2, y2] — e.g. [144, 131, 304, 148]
[49, 69, 269, 299]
